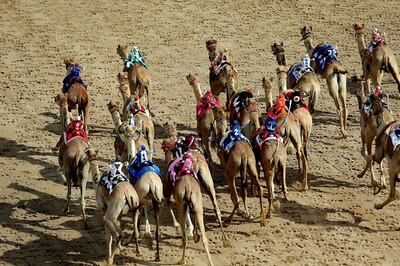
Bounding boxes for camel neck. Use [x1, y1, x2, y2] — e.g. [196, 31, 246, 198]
[191, 82, 202, 102]
[355, 34, 366, 53]
[111, 111, 122, 130]
[264, 86, 273, 112]
[61, 106, 70, 131]
[119, 84, 130, 103]
[304, 39, 314, 56]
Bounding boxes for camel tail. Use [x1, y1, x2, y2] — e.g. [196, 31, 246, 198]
[150, 179, 164, 203]
[125, 190, 139, 213]
[241, 155, 248, 188]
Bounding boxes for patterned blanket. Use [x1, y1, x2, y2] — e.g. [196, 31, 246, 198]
[220, 121, 251, 152]
[288, 61, 314, 82]
[312, 44, 339, 71]
[63, 120, 89, 144]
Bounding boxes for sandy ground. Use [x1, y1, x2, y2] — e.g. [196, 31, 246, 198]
[2, 0, 400, 265]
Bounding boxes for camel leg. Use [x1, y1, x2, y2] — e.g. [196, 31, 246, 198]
[248, 162, 265, 226]
[80, 179, 88, 229]
[132, 207, 142, 256]
[327, 75, 346, 137]
[366, 141, 378, 188]
[152, 198, 161, 262]
[378, 162, 387, 189]
[193, 197, 214, 266]
[301, 151, 308, 191]
[143, 203, 153, 239]
[240, 176, 251, 220]
[387, 57, 400, 93]
[63, 181, 71, 214]
[168, 199, 180, 234]
[105, 228, 114, 265]
[375, 172, 397, 209]
[338, 73, 348, 130]
[281, 162, 289, 201]
[364, 77, 371, 95]
[185, 209, 194, 239]
[224, 168, 239, 224]
[264, 169, 274, 219]
[177, 201, 187, 265]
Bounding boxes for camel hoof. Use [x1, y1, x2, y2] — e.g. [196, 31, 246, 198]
[180, 258, 187, 265]
[193, 233, 200, 243]
[223, 238, 232, 248]
[136, 251, 142, 257]
[260, 218, 266, 227]
[107, 258, 114, 265]
[175, 226, 181, 235]
[144, 231, 153, 239]
[155, 256, 161, 262]
[374, 204, 383, 210]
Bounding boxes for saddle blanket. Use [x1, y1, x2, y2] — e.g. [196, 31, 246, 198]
[312, 44, 339, 71]
[63, 120, 89, 144]
[220, 129, 251, 153]
[100, 162, 129, 195]
[288, 62, 314, 82]
[196, 91, 220, 119]
[390, 125, 400, 151]
[124, 47, 148, 70]
[255, 131, 283, 149]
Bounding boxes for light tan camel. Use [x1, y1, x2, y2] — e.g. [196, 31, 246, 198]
[264, 77, 275, 111]
[122, 96, 154, 160]
[107, 101, 122, 131]
[358, 120, 400, 208]
[54, 92, 71, 160]
[357, 93, 393, 191]
[117, 72, 130, 104]
[186, 73, 217, 164]
[61, 140, 100, 229]
[95, 167, 140, 265]
[124, 124, 163, 261]
[206, 39, 239, 107]
[263, 77, 310, 190]
[272, 46, 321, 114]
[353, 23, 400, 94]
[63, 59, 90, 132]
[259, 135, 288, 218]
[300, 26, 348, 137]
[213, 106, 266, 226]
[161, 129, 231, 247]
[117, 44, 153, 115]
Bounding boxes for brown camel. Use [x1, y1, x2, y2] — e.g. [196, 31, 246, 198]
[358, 120, 400, 208]
[206, 39, 239, 107]
[213, 106, 266, 226]
[351, 75, 366, 110]
[300, 26, 348, 137]
[117, 44, 153, 115]
[353, 23, 400, 94]
[107, 101, 122, 131]
[357, 92, 393, 190]
[117, 71, 130, 104]
[258, 132, 288, 218]
[272, 45, 321, 113]
[61, 139, 100, 229]
[125, 124, 163, 261]
[161, 130, 231, 247]
[62, 59, 90, 132]
[166, 172, 214, 265]
[271, 42, 286, 66]
[95, 165, 140, 265]
[263, 77, 310, 190]
[186, 73, 219, 164]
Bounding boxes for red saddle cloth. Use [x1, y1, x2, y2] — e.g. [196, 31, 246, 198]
[196, 91, 220, 119]
[63, 120, 89, 144]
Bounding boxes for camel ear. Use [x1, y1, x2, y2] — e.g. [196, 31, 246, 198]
[362, 23, 364, 27]
[310, 26, 313, 31]
[269, 77, 274, 82]
[280, 42, 283, 46]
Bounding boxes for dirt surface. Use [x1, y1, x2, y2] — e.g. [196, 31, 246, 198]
[2, 0, 400, 265]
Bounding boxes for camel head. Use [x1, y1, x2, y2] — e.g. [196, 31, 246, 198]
[54, 92, 68, 107]
[206, 39, 218, 62]
[370, 93, 383, 116]
[85, 148, 100, 184]
[163, 121, 177, 139]
[245, 98, 261, 130]
[122, 124, 140, 162]
[271, 42, 286, 66]
[276, 66, 287, 92]
[64, 58, 76, 69]
[186, 73, 198, 85]
[161, 137, 176, 163]
[353, 23, 365, 36]
[212, 105, 228, 140]
[300, 26, 313, 41]
[117, 44, 129, 60]
[262, 77, 274, 92]
[117, 71, 128, 85]
[107, 101, 120, 114]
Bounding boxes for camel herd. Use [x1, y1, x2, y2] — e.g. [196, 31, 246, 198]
[53, 24, 400, 265]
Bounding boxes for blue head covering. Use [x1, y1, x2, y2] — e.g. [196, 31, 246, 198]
[265, 116, 277, 134]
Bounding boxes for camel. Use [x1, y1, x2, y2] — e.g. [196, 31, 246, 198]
[263, 77, 310, 190]
[62, 59, 90, 133]
[95, 162, 140, 265]
[107, 101, 122, 131]
[161, 130, 231, 247]
[61, 139, 100, 229]
[300, 26, 348, 137]
[256, 124, 288, 218]
[206, 39, 239, 107]
[358, 120, 400, 208]
[117, 72, 130, 104]
[357, 92, 393, 190]
[271, 42, 286, 66]
[213, 106, 266, 226]
[353, 23, 400, 94]
[125, 125, 163, 261]
[117, 44, 153, 115]
[186, 73, 219, 164]
[165, 168, 214, 265]
[272, 45, 321, 113]
[54, 92, 71, 161]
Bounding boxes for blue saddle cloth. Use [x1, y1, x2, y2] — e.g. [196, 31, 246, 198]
[63, 66, 87, 92]
[312, 44, 338, 71]
[220, 123, 250, 152]
[129, 163, 161, 184]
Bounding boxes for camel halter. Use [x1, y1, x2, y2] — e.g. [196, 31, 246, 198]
[189, 76, 198, 86]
